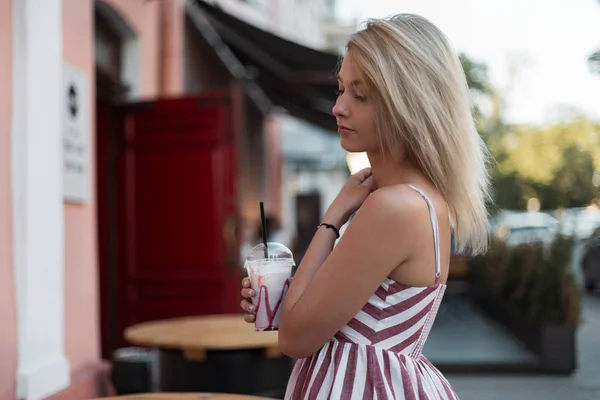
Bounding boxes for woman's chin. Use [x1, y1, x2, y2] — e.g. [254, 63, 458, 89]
[340, 137, 364, 153]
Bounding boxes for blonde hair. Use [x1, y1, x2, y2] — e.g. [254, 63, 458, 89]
[347, 14, 492, 255]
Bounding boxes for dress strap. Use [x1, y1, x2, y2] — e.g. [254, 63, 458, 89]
[407, 185, 441, 285]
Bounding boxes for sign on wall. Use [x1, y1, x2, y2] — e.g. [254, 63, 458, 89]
[62, 62, 91, 203]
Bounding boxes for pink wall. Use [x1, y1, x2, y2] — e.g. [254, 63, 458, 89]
[265, 116, 283, 219]
[161, 0, 185, 96]
[60, 0, 173, 377]
[0, 0, 18, 398]
[0, 1, 180, 398]
[103, 0, 161, 98]
[62, 0, 101, 376]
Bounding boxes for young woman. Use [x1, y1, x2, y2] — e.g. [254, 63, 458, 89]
[241, 13, 491, 399]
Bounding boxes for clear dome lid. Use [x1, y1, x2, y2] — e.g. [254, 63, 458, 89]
[246, 242, 294, 262]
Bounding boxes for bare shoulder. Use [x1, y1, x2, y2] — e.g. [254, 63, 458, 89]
[357, 184, 430, 224]
[344, 184, 433, 257]
[365, 184, 451, 286]
[333, 184, 435, 276]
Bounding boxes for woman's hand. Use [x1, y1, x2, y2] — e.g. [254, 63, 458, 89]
[240, 277, 256, 323]
[324, 168, 374, 228]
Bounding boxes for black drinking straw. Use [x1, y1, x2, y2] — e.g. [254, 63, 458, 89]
[260, 202, 269, 258]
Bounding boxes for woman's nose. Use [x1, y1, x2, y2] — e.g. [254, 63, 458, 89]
[332, 98, 347, 119]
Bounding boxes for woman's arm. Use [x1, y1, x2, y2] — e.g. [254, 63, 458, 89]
[281, 168, 374, 308]
[278, 186, 422, 358]
[239, 168, 372, 322]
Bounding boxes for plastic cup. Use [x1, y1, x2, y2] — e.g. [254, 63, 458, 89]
[245, 242, 294, 331]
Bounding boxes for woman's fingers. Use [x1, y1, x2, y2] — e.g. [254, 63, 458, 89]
[240, 299, 256, 313]
[360, 175, 374, 190]
[241, 298, 256, 324]
[354, 167, 372, 182]
[241, 277, 256, 324]
[241, 277, 255, 299]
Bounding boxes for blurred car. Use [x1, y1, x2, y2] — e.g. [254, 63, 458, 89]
[582, 227, 600, 293]
[559, 206, 600, 241]
[491, 211, 559, 247]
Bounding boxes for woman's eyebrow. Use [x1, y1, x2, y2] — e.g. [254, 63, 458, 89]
[337, 74, 363, 87]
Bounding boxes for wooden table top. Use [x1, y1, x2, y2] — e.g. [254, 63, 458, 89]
[93, 393, 277, 400]
[124, 314, 281, 359]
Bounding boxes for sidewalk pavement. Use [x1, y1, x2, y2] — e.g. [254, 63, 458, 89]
[444, 293, 600, 400]
[424, 293, 537, 372]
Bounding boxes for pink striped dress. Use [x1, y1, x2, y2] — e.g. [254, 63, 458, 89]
[284, 186, 459, 399]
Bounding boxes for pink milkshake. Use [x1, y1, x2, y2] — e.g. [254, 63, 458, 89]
[245, 243, 295, 331]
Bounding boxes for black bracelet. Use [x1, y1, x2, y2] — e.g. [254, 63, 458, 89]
[318, 222, 340, 239]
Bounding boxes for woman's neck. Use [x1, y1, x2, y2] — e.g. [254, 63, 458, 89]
[367, 151, 422, 190]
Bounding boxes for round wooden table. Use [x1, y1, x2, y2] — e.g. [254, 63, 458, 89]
[123, 314, 292, 397]
[95, 393, 277, 400]
[124, 314, 281, 361]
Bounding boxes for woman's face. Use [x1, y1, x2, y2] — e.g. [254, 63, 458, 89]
[333, 52, 379, 154]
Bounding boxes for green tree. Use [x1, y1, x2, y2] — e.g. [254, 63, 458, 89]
[495, 117, 600, 209]
[546, 146, 597, 208]
[460, 53, 489, 94]
[459, 54, 600, 210]
[459, 54, 521, 210]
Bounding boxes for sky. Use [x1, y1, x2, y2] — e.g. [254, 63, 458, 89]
[335, 0, 600, 125]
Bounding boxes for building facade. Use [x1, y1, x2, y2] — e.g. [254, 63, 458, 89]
[0, 0, 340, 399]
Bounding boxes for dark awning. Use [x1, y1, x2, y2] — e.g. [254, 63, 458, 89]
[186, 0, 340, 132]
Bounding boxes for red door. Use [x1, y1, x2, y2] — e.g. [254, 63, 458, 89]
[99, 91, 243, 354]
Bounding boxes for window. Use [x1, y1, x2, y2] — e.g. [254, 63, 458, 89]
[95, 14, 122, 81]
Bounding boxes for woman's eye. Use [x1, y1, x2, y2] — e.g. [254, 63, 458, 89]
[335, 89, 366, 102]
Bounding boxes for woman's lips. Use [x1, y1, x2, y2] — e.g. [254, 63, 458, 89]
[338, 125, 354, 135]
